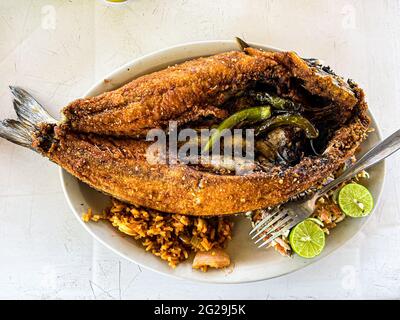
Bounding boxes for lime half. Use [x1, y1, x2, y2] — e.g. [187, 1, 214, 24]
[289, 220, 325, 259]
[338, 183, 374, 218]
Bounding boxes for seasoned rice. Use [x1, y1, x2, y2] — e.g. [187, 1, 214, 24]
[83, 199, 233, 269]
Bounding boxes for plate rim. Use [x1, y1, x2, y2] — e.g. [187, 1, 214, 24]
[59, 40, 386, 284]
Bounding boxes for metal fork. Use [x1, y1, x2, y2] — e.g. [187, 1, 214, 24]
[250, 128, 400, 249]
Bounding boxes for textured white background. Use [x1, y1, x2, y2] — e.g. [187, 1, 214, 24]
[0, 0, 400, 299]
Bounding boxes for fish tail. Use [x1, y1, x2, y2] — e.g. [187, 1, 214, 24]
[1, 86, 57, 149]
[10, 86, 56, 127]
[0, 118, 34, 148]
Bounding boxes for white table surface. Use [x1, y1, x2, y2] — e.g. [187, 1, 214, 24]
[1, 0, 399, 300]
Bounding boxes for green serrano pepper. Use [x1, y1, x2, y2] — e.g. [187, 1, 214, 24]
[203, 106, 272, 152]
[255, 114, 319, 139]
[250, 91, 302, 111]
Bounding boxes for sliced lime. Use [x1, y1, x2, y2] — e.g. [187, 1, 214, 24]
[289, 220, 325, 259]
[338, 183, 374, 218]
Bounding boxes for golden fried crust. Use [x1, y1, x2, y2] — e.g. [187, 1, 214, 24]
[260, 50, 358, 109]
[62, 49, 359, 138]
[62, 50, 279, 136]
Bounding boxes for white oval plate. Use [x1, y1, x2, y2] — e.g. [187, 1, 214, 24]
[60, 40, 384, 283]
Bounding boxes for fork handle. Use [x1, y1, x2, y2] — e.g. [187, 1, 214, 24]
[318, 128, 400, 196]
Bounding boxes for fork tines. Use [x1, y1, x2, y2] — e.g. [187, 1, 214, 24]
[250, 210, 295, 248]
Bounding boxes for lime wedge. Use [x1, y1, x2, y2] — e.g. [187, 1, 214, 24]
[289, 220, 325, 258]
[338, 183, 374, 218]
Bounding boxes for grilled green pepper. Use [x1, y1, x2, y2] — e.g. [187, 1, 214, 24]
[250, 91, 302, 111]
[203, 106, 271, 152]
[255, 114, 319, 139]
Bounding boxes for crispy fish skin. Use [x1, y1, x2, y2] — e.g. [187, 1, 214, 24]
[246, 48, 358, 110]
[62, 50, 277, 136]
[33, 86, 369, 216]
[62, 49, 357, 137]
[2, 50, 370, 216]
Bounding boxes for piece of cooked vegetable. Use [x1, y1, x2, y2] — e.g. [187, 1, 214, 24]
[250, 91, 302, 111]
[203, 106, 271, 152]
[192, 248, 231, 270]
[255, 114, 319, 139]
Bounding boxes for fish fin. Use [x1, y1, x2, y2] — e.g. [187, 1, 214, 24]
[0, 118, 33, 148]
[235, 37, 250, 51]
[1, 86, 56, 149]
[9, 86, 56, 127]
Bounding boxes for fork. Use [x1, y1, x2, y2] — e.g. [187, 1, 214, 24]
[250, 128, 400, 249]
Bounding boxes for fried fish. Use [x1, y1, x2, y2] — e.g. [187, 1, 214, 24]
[61, 48, 358, 137]
[0, 46, 370, 216]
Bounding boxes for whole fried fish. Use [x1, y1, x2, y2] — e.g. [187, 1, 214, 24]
[0, 47, 370, 216]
